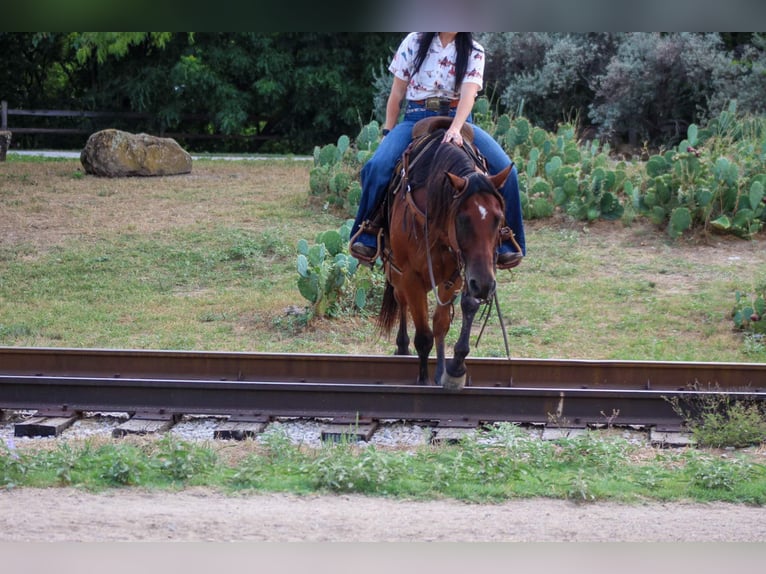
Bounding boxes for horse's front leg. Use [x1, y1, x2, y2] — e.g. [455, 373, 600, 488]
[441, 293, 481, 391]
[431, 301, 452, 387]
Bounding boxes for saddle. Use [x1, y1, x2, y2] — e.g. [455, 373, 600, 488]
[411, 116, 475, 142]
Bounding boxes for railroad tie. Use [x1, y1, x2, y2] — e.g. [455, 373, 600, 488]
[112, 410, 176, 438]
[320, 416, 378, 443]
[14, 408, 79, 438]
[214, 414, 270, 441]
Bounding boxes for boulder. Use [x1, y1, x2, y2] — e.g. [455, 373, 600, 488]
[0, 130, 11, 161]
[80, 129, 192, 177]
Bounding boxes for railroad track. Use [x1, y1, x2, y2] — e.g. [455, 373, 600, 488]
[2, 346, 765, 443]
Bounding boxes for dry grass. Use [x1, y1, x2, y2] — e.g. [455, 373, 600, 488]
[1, 159, 319, 250]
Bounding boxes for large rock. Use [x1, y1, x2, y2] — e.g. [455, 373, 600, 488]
[80, 129, 192, 177]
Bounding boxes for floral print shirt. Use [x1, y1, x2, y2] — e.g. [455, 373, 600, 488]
[389, 32, 484, 101]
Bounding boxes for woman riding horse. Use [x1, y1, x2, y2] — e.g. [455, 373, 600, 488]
[350, 32, 526, 268]
[378, 121, 511, 389]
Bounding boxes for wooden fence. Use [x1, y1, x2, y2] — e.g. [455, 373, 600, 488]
[0, 100, 274, 143]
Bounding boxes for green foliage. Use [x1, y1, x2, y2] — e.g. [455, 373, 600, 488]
[496, 115, 630, 223]
[151, 435, 217, 482]
[688, 455, 755, 491]
[668, 391, 766, 448]
[296, 219, 376, 318]
[354, 121, 382, 164]
[630, 109, 766, 238]
[94, 443, 147, 486]
[480, 33, 766, 152]
[1, 32, 401, 153]
[310, 127, 379, 216]
[0, 441, 28, 488]
[731, 284, 766, 351]
[6, 32, 766, 153]
[4, 428, 766, 503]
[309, 443, 399, 494]
[693, 403, 766, 449]
[553, 431, 635, 472]
[72, 32, 174, 64]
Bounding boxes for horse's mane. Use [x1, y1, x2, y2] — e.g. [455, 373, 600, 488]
[421, 135, 488, 228]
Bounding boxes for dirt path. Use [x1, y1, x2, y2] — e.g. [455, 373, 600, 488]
[1, 487, 765, 542]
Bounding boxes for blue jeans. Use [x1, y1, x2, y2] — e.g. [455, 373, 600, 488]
[352, 103, 526, 255]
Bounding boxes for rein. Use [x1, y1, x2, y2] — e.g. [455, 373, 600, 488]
[424, 187, 457, 307]
[394, 133, 497, 309]
[425, 169, 489, 307]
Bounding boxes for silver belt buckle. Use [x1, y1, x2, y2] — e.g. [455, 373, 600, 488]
[425, 98, 442, 111]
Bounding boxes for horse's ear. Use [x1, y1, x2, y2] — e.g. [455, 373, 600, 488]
[446, 172, 467, 192]
[489, 164, 512, 190]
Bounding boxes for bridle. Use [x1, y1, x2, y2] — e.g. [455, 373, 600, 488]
[424, 169, 505, 307]
[388, 133, 502, 307]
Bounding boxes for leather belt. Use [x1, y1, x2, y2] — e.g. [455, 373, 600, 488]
[410, 97, 459, 111]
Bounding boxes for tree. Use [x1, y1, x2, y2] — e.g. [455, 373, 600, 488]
[3, 32, 400, 153]
[0, 32, 70, 107]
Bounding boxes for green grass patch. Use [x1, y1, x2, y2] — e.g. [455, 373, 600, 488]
[0, 226, 302, 348]
[3, 425, 765, 504]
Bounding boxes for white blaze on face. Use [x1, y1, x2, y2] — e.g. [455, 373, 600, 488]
[475, 200, 488, 220]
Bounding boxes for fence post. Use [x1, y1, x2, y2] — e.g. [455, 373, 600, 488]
[0, 132, 10, 162]
[1, 100, 7, 129]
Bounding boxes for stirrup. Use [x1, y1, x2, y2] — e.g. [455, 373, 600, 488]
[497, 226, 523, 270]
[349, 224, 383, 267]
[497, 251, 523, 270]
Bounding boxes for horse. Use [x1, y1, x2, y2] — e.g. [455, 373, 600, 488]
[378, 118, 511, 391]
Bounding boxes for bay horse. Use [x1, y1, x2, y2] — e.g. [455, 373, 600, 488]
[378, 118, 511, 391]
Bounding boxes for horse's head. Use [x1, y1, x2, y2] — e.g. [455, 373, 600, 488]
[445, 164, 510, 301]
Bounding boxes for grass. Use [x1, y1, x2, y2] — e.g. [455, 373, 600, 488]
[2, 157, 766, 360]
[2, 426, 766, 504]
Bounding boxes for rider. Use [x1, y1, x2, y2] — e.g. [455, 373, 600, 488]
[350, 32, 526, 269]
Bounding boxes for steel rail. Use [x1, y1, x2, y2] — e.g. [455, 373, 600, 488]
[0, 374, 726, 428]
[2, 346, 766, 391]
[2, 347, 766, 431]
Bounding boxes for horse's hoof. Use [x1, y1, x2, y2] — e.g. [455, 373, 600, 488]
[440, 372, 466, 392]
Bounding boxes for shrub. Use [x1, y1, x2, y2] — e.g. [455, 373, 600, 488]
[95, 444, 147, 486]
[482, 33, 617, 134]
[589, 33, 728, 146]
[481, 32, 766, 150]
[708, 33, 766, 120]
[151, 436, 217, 482]
[688, 454, 755, 491]
[309, 443, 400, 494]
[668, 390, 766, 448]
[0, 441, 28, 488]
[636, 105, 766, 238]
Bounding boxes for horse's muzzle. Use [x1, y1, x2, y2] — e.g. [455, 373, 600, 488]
[466, 276, 496, 302]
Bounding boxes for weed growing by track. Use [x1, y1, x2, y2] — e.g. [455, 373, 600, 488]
[3, 425, 766, 504]
[668, 391, 766, 448]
